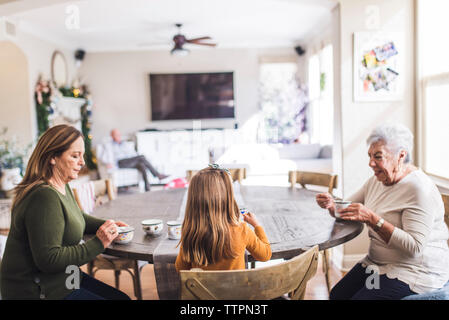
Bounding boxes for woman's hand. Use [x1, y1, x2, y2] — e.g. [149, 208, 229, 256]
[316, 193, 336, 216]
[96, 220, 119, 249]
[338, 203, 376, 224]
[243, 212, 261, 228]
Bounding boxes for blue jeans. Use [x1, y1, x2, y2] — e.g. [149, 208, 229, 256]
[330, 263, 416, 300]
[64, 272, 131, 300]
[402, 280, 449, 300]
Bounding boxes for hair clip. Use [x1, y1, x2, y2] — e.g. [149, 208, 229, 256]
[208, 163, 230, 175]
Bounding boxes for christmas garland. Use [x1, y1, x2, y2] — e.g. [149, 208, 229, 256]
[34, 77, 97, 170]
[79, 87, 97, 170]
[34, 76, 54, 137]
[59, 85, 97, 170]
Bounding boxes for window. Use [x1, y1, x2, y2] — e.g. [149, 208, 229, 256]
[259, 62, 308, 144]
[418, 0, 449, 180]
[308, 45, 334, 145]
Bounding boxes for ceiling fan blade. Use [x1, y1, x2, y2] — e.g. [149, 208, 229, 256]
[186, 36, 212, 42]
[190, 42, 217, 47]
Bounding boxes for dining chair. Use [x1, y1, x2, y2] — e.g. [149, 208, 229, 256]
[72, 178, 146, 300]
[288, 170, 338, 194]
[288, 170, 338, 294]
[186, 167, 247, 183]
[180, 245, 319, 300]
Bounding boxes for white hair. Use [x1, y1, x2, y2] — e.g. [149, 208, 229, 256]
[366, 123, 414, 164]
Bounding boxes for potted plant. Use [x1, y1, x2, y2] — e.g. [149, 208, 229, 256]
[0, 128, 30, 194]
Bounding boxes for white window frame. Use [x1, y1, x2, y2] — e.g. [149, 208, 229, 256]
[416, 0, 449, 186]
[419, 73, 449, 183]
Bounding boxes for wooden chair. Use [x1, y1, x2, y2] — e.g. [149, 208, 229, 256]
[73, 179, 116, 211]
[180, 245, 318, 300]
[186, 167, 247, 183]
[288, 171, 338, 194]
[288, 171, 338, 294]
[72, 179, 145, 300]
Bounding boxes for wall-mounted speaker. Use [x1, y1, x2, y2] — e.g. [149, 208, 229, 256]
[294, 46, 305, 56]
[75, 49, 85, 61]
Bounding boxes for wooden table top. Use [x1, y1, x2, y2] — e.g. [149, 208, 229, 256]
[90, 186, 364, 262]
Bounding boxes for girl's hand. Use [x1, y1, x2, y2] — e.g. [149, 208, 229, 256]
[243, 212, 261, 228]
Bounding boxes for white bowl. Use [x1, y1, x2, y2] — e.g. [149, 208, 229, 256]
[141, 219, 164, 236]
[167, 220, 182, 240]
[113, 226, 135, 244]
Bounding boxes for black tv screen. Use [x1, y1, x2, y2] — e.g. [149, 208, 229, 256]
[149, 72, 235, 120]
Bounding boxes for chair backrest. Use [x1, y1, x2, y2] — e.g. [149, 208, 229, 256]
[186, 168, 247, 183]
[179, 245, 319, 300]
[289, 171, 338, 195]
[72, 179, 115, 213]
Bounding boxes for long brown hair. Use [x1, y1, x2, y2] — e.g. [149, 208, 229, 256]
[180, 167, 240, 267]
[12, 125, 83, 210]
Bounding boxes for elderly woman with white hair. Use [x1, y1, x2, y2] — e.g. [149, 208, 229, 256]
[316, 123, 449, 300]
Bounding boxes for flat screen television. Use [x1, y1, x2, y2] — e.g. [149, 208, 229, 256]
[149, 72, 235, 121]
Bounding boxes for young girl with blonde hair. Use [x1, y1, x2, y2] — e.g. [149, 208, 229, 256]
[175, 166, 271, 271]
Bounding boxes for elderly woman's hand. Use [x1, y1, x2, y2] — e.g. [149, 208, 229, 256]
[338, 203, 376, 224]
[316, 193, 336, 216]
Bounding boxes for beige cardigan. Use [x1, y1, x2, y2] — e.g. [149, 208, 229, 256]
[349, 169, 449, 293]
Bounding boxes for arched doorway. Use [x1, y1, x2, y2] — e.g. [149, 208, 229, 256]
[0, 41, 32, 143]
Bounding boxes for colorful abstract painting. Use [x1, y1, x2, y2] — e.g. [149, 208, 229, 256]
[353, 32, 404, 102]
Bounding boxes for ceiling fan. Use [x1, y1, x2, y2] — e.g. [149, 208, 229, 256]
[170, 23, 217, 56]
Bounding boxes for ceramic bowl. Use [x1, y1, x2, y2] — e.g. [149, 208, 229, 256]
[142, 219, 164, 236]
[167, 220, 182, 240]
[113, 226, 135, 244]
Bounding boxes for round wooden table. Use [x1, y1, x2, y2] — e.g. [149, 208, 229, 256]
[91, 186, 364, 262]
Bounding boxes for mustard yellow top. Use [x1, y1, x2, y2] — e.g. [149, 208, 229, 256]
[175, 223, 272, 271]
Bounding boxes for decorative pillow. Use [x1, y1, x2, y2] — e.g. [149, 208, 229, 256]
[164, 177, 189, 190]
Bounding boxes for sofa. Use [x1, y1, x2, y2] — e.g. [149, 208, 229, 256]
[213, 143, 333, 176]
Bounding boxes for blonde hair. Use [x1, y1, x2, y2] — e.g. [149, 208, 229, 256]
[180, 167, 240, 267]
[12, 125, 83, 210]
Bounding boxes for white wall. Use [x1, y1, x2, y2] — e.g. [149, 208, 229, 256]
[78, 47, 297, 145]
[337, 0, 415, 266]
[0, 19, 76, 145]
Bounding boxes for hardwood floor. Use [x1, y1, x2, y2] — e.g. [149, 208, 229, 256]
[80, 253, 343, 300]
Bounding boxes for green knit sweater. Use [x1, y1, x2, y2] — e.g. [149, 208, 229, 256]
[0, 183, 106, 300]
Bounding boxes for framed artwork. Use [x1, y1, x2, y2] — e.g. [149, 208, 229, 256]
[353, 32, 404, 102]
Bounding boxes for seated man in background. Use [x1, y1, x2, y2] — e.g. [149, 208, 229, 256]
[100, 129, 168, 191]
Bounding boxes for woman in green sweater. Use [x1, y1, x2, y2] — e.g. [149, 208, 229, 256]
[0, 125, 130, 300]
